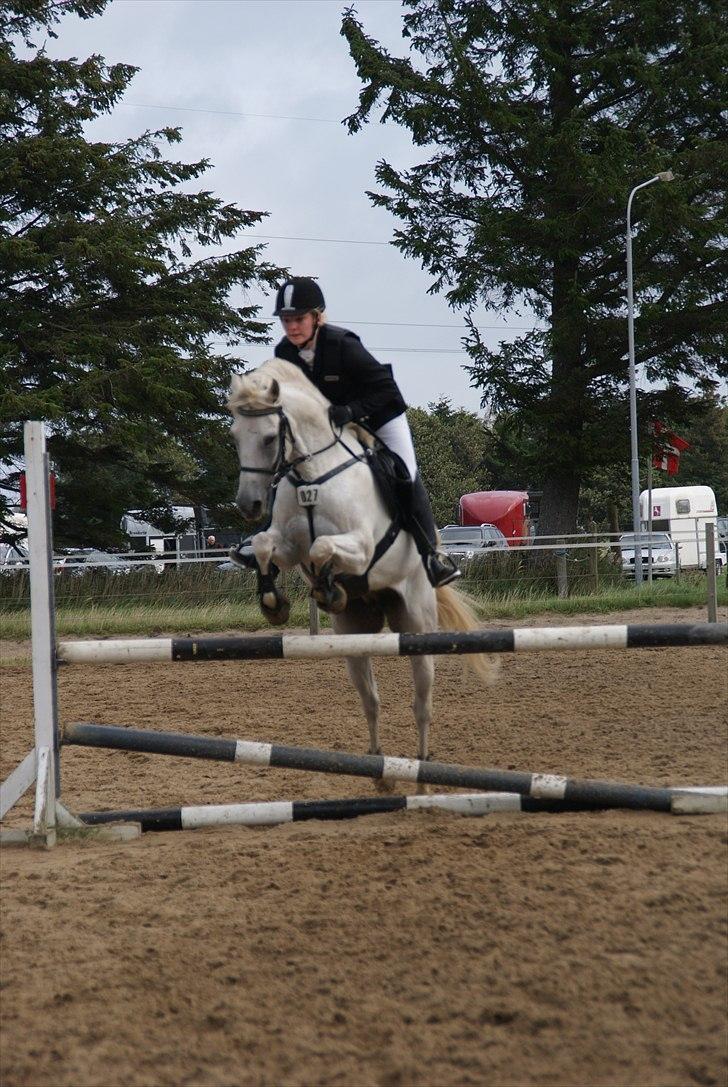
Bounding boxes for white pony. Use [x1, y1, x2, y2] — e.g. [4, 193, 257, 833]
[228, 358, 494, 761]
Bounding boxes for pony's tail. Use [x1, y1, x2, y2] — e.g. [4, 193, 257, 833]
[436, 585, 500, 686]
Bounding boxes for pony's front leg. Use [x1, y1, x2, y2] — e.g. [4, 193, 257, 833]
[252, 529, 294, 626]
[309, 532, 370, 574]
[309, 532, 370, 614]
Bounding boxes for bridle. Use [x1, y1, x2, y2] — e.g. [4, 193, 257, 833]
[235, 402, 364, 493]
[235, 405, 293, 484]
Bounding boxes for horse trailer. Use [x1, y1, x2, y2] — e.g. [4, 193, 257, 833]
[640, 485, 719, 570]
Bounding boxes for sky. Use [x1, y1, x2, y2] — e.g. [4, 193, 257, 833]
[40, 0, 538, 415]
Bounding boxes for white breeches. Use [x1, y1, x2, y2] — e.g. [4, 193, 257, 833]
[375, 413, 418, 480]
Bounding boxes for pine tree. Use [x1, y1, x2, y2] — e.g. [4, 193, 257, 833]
[0, 0, 280, 548]
[342, 0, 728, 533]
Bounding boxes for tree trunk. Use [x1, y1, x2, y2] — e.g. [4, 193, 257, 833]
[538, 471, 581, 536]
[538, 41, 585, 539]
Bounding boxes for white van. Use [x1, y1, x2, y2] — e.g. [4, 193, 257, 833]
[640, 485, 719, 570]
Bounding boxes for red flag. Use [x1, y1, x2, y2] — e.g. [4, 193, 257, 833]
[651, 421, 690, 476]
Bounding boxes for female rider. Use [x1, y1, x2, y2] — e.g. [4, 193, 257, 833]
[270, 276, 460, 589]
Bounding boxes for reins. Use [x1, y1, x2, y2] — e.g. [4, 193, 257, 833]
[235, 403, 366, 490]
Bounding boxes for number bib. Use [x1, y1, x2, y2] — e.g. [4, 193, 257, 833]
[297, 485, 319, 507]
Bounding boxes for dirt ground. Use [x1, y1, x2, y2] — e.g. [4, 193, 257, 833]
[1, 605, 727, 1087]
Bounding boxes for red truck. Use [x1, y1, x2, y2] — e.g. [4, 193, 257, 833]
[458, 490, 532, 547]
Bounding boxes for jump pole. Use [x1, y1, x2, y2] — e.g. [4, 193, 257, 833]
[78, 792, 535, 832]
[64, 723, 728, 814]
[57, 623, 728, 664]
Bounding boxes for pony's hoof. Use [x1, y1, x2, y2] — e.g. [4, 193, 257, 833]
[311, 581, 348, 614]
[328, 582, 348, 613]
[260, 591, 290, 626]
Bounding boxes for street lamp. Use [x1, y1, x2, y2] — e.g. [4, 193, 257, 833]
[626, 170, 674, 585]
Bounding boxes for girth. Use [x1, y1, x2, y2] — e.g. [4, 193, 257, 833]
[289, 448, 403, 595]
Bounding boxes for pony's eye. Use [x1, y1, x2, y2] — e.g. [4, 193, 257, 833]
[263, 435, 276, 447]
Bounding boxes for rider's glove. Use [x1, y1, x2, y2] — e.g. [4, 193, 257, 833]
[329, 403, 354, 428]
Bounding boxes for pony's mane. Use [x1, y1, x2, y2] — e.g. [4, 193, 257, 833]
[227, 358, 330, 413]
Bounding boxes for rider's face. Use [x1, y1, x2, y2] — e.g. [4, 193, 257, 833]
[281, 311, 317, 347]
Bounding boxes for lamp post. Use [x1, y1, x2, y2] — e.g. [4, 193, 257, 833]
[626, 170, 673, 585]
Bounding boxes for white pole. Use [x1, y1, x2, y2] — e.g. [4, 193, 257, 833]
[706, 525, 717, 623]
[626, 171, 674, 588]
[24, 422, 60, 844]
[647, 455, 653, 584]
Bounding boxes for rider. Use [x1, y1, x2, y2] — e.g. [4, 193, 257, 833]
[268, 276, 460, 589]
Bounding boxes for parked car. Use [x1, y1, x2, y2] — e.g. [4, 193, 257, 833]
[439, 523, 509, 564]
[619, 532, 677, 578]
[59, 549, 134, 576]
[0, 545, 29, 576]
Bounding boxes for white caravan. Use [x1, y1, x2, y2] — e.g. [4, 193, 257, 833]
[640, 485, 719, 570]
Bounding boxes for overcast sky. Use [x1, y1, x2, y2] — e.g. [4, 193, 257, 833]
[42, 0, 538, 415]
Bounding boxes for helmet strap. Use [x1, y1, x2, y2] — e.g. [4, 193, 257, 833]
[298, 310, 320, 352]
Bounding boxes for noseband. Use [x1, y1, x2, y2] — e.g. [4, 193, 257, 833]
[235, 405, 291, 481]
[235, 402, 364, 487]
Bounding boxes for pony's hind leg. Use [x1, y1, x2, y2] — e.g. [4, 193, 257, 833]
[382, 580, 438, 767]
[332, 600, 384, 757]
[409, 655, 435, 762]
[344, 657, 381, 756]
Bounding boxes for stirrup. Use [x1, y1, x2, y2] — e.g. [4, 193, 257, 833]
[425, 552, 462, 588]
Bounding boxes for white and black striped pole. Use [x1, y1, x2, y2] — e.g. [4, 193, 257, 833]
[57, 622, 728, 665]
[64, 723, 727, 814]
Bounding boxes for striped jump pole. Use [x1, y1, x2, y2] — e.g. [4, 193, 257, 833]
[78, 792, 532, 833]
[56, 622, 728, 664]
[64, 723, 727, 814]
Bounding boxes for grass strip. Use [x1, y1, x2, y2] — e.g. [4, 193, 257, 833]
[1, 580, 724, 642]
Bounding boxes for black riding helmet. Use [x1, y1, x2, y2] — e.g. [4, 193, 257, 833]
[273, 277, 325, 316]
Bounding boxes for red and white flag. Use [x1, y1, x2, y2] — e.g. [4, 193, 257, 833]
[651, 421, 690, 476]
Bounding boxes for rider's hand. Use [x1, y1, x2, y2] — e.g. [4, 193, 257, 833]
[329, 403, 354, 428]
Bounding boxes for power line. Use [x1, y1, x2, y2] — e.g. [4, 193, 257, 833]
[311, 319, 535, 331]
[243, 318, 536, 332]
[243, 232, 390, 246]
[125, 102, 341, 125]
[231, 346, 477, 355]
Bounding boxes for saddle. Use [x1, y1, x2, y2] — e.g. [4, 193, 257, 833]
[364, 440, 412, 521]
[333, 440, 411, 601]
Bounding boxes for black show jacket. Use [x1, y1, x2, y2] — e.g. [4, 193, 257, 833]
[274, 323, 407, 430]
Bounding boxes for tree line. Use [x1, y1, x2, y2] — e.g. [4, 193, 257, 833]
[411, 396, 727, 531]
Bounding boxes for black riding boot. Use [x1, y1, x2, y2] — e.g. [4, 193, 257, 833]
[407, 475, 461, 588]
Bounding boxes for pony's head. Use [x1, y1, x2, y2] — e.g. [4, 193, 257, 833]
[227, 358, 331, 521]
[227, 365, 286, 521]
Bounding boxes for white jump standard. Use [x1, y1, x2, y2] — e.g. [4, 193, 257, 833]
[57, 622, 728, 664]
[64, 723, 728, 815]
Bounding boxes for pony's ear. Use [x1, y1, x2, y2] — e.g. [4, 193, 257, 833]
[227, 373, 245, 412]
[266, 378, 280, 405]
